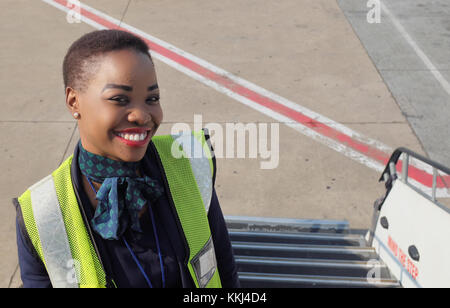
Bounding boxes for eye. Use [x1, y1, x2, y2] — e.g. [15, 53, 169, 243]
[109, 95, 160, 105]
[109, 96, 129, 104]
[146, 96, 160, 104]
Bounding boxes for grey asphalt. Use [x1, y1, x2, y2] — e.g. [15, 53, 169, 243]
[337, 0, 450, 167]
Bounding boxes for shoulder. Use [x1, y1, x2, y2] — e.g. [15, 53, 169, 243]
[150, 128, 217, 186]
[13, 198, 41, 261]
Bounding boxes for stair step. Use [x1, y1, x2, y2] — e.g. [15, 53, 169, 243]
[235, 256, 392, 279]
[232, 242, 378, 261]
[226, 215, 349, 234]
[225, 216, 400, 287]
[229, 231, 367, 247]
[238, 272, 401, 288]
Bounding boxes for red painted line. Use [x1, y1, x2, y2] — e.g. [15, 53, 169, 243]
[54, 0, 450, 189]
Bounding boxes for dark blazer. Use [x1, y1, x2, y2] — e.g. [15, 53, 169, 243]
[14, 136, 240, 288]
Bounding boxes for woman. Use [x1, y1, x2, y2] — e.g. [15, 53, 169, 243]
[14, 29, 240, 288]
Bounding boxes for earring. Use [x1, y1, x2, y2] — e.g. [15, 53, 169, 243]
[73, 112, 80, 119]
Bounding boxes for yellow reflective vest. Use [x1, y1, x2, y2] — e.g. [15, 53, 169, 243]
[17, 130, 222, 288]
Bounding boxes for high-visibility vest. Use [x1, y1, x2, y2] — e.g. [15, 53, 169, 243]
[17, 130, 222, 288]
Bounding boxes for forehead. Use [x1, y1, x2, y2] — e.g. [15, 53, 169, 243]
[92, 49, 156, 87]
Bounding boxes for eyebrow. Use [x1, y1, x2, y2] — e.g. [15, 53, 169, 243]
[102, 83, 159, 92]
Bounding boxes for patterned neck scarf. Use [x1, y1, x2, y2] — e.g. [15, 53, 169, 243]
[77, 141, 164, 240]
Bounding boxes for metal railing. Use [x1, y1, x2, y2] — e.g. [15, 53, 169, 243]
[368, 147, 450, 247]
[379, 147, 450, 205]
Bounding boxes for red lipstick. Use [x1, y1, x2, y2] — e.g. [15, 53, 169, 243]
[113, 127, 152, 147]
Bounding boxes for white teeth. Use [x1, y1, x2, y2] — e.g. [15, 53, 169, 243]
[117, 132, 147, 141]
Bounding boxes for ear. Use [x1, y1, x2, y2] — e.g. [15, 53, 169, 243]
[65, 86, 80, 114]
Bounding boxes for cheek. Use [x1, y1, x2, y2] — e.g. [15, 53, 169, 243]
[152, 105, 163, 124]
[87, 106, 120, 137]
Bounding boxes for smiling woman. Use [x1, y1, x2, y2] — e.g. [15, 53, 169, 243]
[13, 29, 239, 289]
[64, 34, 163, 163]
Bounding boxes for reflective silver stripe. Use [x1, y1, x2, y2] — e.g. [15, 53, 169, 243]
[29, 175, 79, 288]
[172, 133, 213, 212]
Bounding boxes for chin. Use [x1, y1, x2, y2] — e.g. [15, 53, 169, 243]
[121, 150, 147, 162]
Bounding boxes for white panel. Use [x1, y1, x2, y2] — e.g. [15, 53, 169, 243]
[372, 180, 450, 288]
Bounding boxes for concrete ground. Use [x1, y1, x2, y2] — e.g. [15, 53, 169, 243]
[337, 0, 450, 167]
[1, 0, 445, 287]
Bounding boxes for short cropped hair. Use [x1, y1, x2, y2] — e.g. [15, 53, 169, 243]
[62, 29, 152, 93]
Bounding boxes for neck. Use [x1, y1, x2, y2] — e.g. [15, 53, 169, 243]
[82, 174, 100, 210]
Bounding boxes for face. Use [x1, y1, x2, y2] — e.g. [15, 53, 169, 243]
[66, 48, 163, 162]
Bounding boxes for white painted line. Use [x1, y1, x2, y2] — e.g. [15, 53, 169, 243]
[40, 0, 450, 197]
[381, 2, 450, 97]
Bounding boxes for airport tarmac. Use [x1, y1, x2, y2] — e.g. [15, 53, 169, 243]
[1, 0, 448, 287]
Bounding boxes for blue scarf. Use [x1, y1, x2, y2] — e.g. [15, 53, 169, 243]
[78, 141, 164, 240]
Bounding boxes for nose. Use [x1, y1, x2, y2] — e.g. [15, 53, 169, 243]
[127, 107, 152, 126]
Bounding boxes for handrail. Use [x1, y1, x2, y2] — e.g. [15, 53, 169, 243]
[379, 147, 450, 181]
[379, 147, 450, 202]
[368, 148, 450, 247]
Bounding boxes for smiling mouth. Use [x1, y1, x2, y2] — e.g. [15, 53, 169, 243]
[112, 129, 152, 147]
[114, 131, 149, 141]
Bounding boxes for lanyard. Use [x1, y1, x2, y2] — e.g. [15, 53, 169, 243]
[86, 176, 166, 288]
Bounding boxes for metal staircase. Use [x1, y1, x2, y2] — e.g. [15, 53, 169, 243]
[226, 216, 401, 288]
